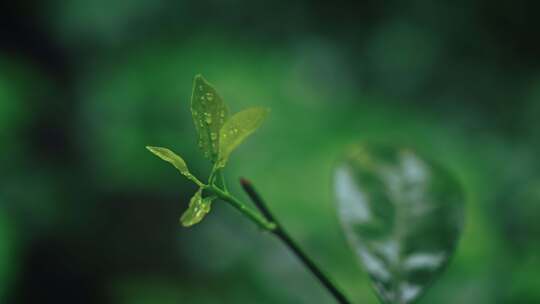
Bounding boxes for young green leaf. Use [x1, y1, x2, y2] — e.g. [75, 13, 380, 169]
[146, 146, 202, 185]
[333, 144, 464, 304]
[217, 107, 269, 168]
[191, 75, 229, 161]
[180, 188, 214, 227]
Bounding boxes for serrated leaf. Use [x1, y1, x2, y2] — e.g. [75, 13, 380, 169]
[191, 75, 229, 161]
[333, 145, 464, 304]
[180, 188, 214, 227]
[217, 107, 269, 168]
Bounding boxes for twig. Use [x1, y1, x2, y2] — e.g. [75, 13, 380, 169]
[240, 178, 352, 304]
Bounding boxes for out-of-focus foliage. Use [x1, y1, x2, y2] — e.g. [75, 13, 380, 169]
[1, 0, 540, 303]
[334, 145, 464, 303]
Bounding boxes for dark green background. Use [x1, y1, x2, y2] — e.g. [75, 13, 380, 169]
[1, 1, 539, 303]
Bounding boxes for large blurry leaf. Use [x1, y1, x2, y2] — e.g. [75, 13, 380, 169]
[333, 145, 464, 304]
[217, 107, 269, 168]
[180, 188, 214, 227]
[191, 75, 229, 161]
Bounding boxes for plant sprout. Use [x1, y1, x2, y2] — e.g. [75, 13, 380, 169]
[147, 75, 350, 303]
[146, 75, 465, 304]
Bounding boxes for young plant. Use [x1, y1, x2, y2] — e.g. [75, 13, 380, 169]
[146, 75, 349, 303]
[147, 75, 465, 304]
[147, 74, 272, 229]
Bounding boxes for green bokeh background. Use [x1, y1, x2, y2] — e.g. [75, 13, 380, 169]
[1, 1, 539, 303]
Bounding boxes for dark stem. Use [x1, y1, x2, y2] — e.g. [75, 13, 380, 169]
[240, 178, 352, 304]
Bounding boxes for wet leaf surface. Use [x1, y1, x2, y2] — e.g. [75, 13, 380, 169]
[191, 75, 229, 161]
[180, 188, 214, 227]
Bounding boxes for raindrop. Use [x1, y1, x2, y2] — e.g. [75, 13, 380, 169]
[205, 92, 214, 101]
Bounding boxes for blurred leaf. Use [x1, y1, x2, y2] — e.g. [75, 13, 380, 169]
[146, 146, 200, 185]
[191, 75, 229, 161]
[217, 107, 269, 168]
[180, 188, 214, 227]
[333, 144, 464, 304]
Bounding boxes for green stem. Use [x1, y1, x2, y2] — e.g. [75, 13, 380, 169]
[240, 178, 353, 304]
[188, 174, 205, 187]
[218, 170, 228, 192]
[207, 180, 352, 304]
[208, 162, 219, 185]
[207, 185, 276, 231]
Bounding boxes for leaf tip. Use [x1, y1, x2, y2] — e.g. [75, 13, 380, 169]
[146, 146, 158, 153]
[179, 219, 193, 228]
[258, 107, 271, 115]
[193, 74, 207, 84]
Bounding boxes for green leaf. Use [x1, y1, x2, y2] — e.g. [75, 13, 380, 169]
[191, 75, 229, 161]
[217, 107, 269, 168]
[146, 146, 201, 185]
[180, 188, 214, 227]
[333, 144, 464, 304]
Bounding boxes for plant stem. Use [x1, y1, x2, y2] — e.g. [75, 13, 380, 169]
[207, 180, 352, 304]
[208, 185, 276, 231]
[217, 169, 228, 192]
[240, 178, 352, 304]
